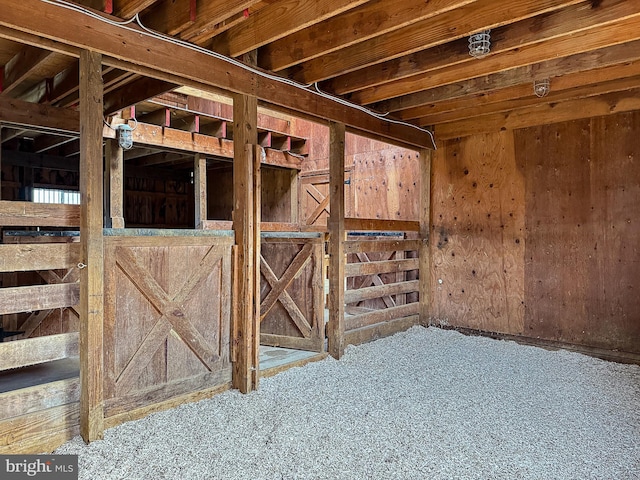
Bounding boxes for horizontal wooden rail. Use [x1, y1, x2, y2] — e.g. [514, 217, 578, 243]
[344, 315, 419, 346]
[0, 332, 79, 371]
[0, 244, 81, 273]
[0, 283, 79, 316]
[344, 239, 421, 254]
[0, 201, 80, 227]
[345, 280, 419, 304]
[344, 218, 420, 232]
[345, 303, 420, 331]
[345, 257, 419, 277]
[201, 220, 233, 230]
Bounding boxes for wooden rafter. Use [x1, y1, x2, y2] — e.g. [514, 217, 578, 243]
[210, 0, 369, 57]
[1, 45, 53, 95]
[283, 0, 582, 84]
[0, 0, 432, 148]
[259, 0, 476, 72]
[356, 5, 640, 106]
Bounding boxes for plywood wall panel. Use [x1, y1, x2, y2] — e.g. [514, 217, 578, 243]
[516, 113, 640, 353]
[431, 131, 525, 335]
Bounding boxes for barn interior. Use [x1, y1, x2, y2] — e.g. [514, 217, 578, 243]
[0, 0, 638, 454]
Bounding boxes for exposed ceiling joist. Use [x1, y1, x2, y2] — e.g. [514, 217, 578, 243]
[179, 0, 260, 44]
[358, 6, 640, 106]
[0, 0, 433, 149]
[210, 0, 369, 57]
[1, 45, 53, 95]
[283, 0, 583, 84]
[259, 0, 477, 72]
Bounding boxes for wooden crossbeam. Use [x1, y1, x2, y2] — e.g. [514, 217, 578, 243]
[0, 0, 433, 149]
[179, 0, 260, 44]
[1, 45, 53, 95]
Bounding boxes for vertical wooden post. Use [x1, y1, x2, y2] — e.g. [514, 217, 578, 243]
[232, 93, 259, 393]
[419, 148, 432, 326]
[290, 169, 299, 225]
[194, 153, 207, 228]
[328, 121, 346, 359]
[105, 139, 124, 229]
[0, 126, 3, 200]
[79, 50, 104, 442]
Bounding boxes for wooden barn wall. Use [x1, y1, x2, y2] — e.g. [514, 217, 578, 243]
[431, 111, 640, 355]
[431, 131, 525, 335]
[300, 126, 420, 224]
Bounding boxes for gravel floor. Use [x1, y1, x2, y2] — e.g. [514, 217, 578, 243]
[57, 326, 640, 479]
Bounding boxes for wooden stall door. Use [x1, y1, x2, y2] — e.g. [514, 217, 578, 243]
[103, 237, 233, 420]
[259, 237, 324, 352]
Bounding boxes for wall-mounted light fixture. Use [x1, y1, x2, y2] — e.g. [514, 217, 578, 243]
[469, 30, 491, 59]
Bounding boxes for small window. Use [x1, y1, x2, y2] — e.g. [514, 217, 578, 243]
[32, 188, 80, 205]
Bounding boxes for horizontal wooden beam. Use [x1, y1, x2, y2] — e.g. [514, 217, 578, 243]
[0, 332, 79, 370]
[0, 201, 81, 227]
[344, 218, 419, 232]
[344, 238, 421, 254]
[0, 283, 79, 315]
[0, 97, 79, 133]
[343, 314, 418, 346]
[435, 86, 640, 139]
[0, 244, 81, 272]
[345, 302, 420, 330]
[0, 0, 433, 149]
[344, 257, 419, 277]
[345, 280, 419, 304]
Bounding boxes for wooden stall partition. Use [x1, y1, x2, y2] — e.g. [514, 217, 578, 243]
[259, 234, 325, 352]
[0, 203, 82, 453]
[102, 234, 234, 429]
[342, 234, 421, 346]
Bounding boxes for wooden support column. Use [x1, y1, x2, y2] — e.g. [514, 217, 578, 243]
[232, 93, 259, 393]
[79, 50, 104, 442]
[194, 153, 207, 228]
[328, 121, 346, 359]
[105, 139, 124, 228]
[419, 148, 432, 326]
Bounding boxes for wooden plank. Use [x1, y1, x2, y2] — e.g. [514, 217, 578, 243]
[327, 121, 346, 359]
[1, 45, 53, 94]
[202, 220, 234, 230]
[419, 148, 431, 325]
[260, 0, 474, 71]
[79, 49, 104, 443]
[105, 139, 125, 229]
[344, 239, 421, 254]
[345, 280, 419, 304]
[344, 218, 420, 232]
[349, 0, 640, 105]
[0, 244, 80, 272]
[0, 424, 79, 454]
[345, 302, 420, 330]
[179, 0, 259, 43]
[232, 94, 259, 393]
[104, 377, 231, 429]
[0, 97, 79, 134]
[0, 333, 79, 371]
[0, 403, 79, 448]
[194, 153, 207, 228]
[435, 87, 640, 139]
[344, 315, 419, 346]
[261, 222, 301, 232]
[0, 378, 80, 419]
[0, 0, 433, 149]
[0, 200, 80, 227]
[260, 351, 327, 378]
[286, 0, 581, 84]
[210, 0, 369, 57]
[0, 283, 79, 315]
[345, 257, 419, 277]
